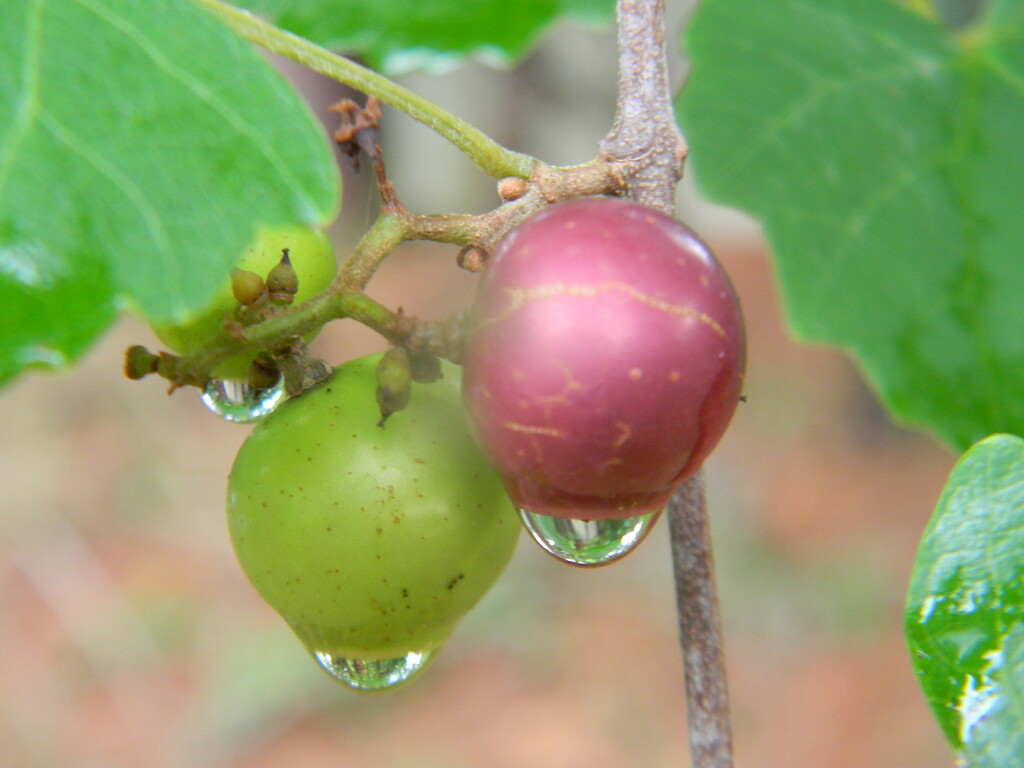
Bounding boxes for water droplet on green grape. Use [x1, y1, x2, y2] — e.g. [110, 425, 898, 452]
[200, 379, 284, 423]
[519, 508, 659, 566]
[311, 648, 437, 691]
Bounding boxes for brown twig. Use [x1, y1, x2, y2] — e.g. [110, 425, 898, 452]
[600, 0, 688, 214]
[668, 475, 734, 768]
[601, 1, 735, 766]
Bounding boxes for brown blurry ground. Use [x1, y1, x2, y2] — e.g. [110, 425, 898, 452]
[0, 23, 959, 768]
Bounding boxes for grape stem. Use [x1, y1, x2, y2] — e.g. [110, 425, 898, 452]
[602, 1, 735, 766]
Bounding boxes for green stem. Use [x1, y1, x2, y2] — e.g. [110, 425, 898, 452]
[339, 211, 483, 290]
[179, 287, 400, 378]
[256, 289, 401, 345]
[337, 211, 409, 290]
[191, 0, 535, 179]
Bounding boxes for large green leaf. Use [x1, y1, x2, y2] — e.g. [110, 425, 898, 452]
[905, 434, 1024, 767]
[678, 0, 1024, 450]
[241, 0, 615, 74]
[0, 0, 339, 386]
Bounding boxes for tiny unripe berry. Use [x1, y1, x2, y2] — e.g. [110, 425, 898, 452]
[497, 177, 528, 201]
[124, 345, 159, 380]
[266, 250, 299, 305]
[409, 351, 442, 384]
[232, 269, 268, 307]
[456, 245, 488, 273]
[375, 346, 412, 426]
[149, 226, 336, 382]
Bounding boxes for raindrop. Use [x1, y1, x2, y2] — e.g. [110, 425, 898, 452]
[519, 508, 660, 566]
[200, 379, 285, 423]
[312, 648, 436, 691]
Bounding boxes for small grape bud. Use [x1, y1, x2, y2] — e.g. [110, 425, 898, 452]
[267, 250, 299, 305]
[497, 177, 528, 201]
[375, 346, 412, 427]
[232, 269, 267, 307]
[124, 345, 159, 380]
[456, 245, 488, 273]
[248, 356, 281, 391]
[409, 351, 442, 384]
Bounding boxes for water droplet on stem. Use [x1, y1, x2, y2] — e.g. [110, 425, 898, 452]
[312, 648, 436, 691]
[200, 379, 285, 423]
[519, 508, 660, 566]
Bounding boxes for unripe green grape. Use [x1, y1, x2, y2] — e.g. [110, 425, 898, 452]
[152, 225, 336, 380]
[226, 354, 519, 688]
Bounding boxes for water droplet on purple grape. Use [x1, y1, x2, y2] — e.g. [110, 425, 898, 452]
[200, 379, 284, 423]
[311, 648, 436, 691]
[518, 508, 660, 566]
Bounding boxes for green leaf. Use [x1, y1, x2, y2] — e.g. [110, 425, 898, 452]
[677, 0, 1024, 450]
[0, 0, 340, 387]
[905, 434, 1024, 767]
[241, 0, 616, 74]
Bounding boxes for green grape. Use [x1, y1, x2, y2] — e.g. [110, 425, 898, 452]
[226, 354, 519, 690]
[152, 224, 336, 380]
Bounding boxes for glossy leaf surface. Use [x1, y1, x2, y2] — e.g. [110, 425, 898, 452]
[906, 434, 1024, 767]
[0, 0, 339, 386]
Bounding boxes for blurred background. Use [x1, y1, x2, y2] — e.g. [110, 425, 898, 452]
[1, 7, 959, 768]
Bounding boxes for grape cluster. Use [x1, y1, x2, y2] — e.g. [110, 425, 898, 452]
[186, 200, 744, 689]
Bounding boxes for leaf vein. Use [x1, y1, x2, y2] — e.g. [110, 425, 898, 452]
[38, 109, 178, 302]
[0, 0, 44, 195]
[72, 0, 314, 212]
